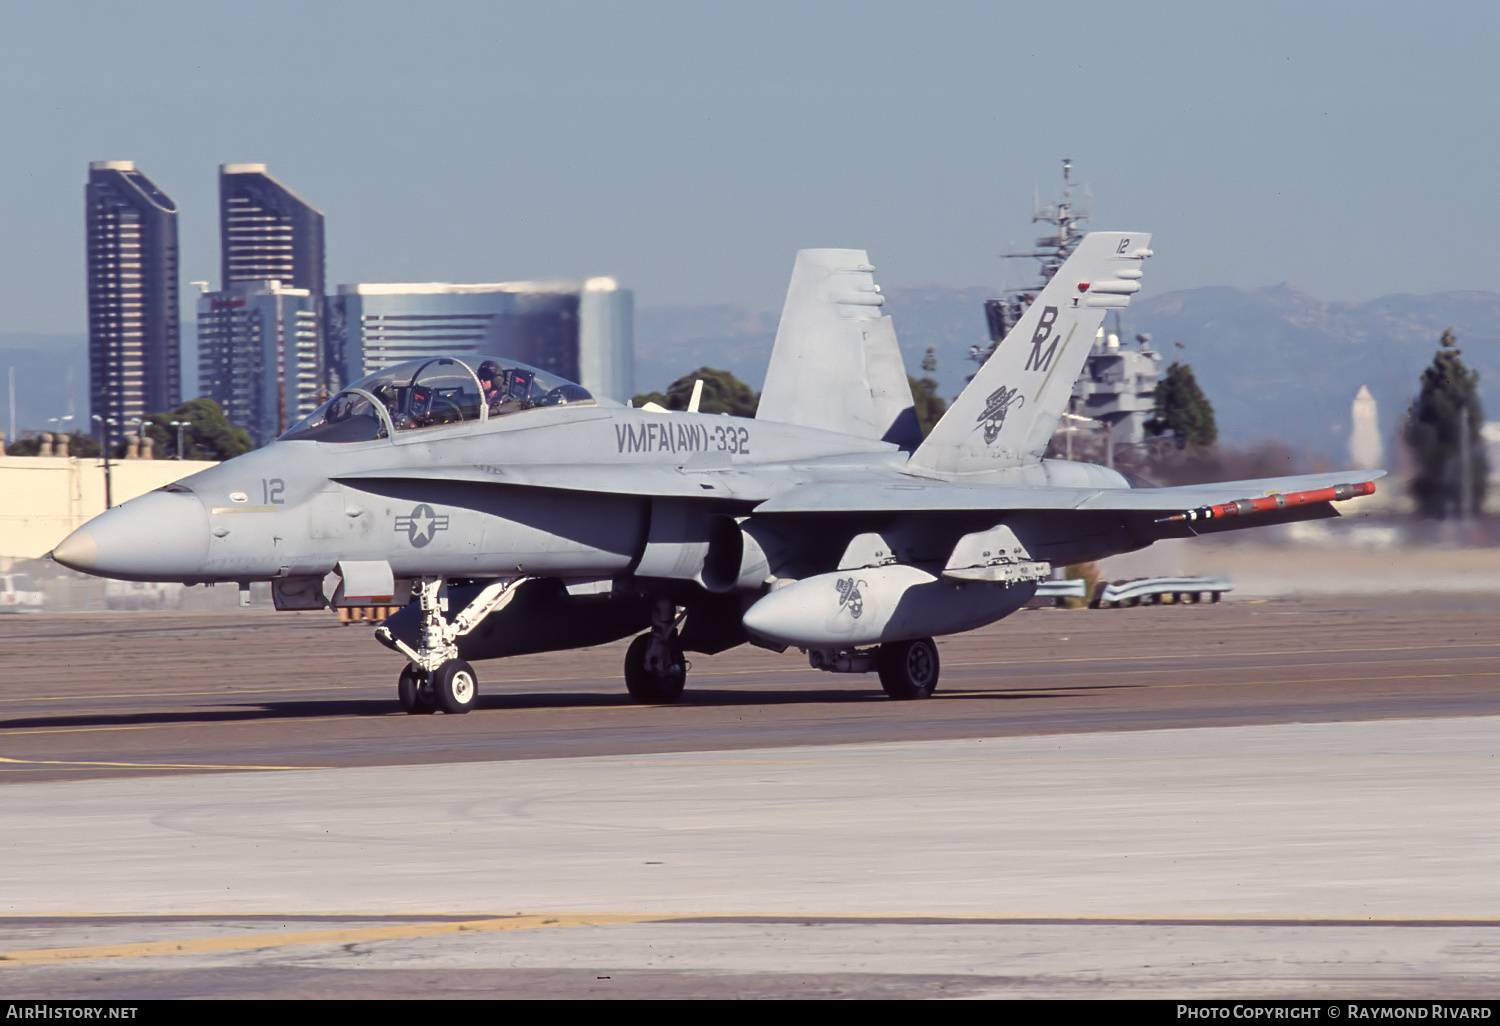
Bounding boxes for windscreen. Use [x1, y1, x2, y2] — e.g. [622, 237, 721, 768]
[280, 389, 391, 443]
[279, 355, 594, 442]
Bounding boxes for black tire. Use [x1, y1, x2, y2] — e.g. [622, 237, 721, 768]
[877, 637, 940, 700]
[398, 665, 436, 715]
[431, 659, 478, 714]
[624, 632, 686, 704]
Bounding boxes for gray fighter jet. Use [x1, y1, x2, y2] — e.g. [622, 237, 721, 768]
[52, 233, 1379, 714]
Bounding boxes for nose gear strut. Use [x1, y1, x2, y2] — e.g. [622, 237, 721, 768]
[375, 575, 528, 714]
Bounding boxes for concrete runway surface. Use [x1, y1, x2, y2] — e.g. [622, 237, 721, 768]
[2, 589, 1499, 998]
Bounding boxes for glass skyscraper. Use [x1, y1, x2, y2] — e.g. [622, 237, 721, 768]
[326, 278, 633, 402]
[85, 161, 181, 447]
[219, 163, 324, 295]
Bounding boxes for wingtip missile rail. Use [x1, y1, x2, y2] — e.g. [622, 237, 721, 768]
[1154, 480, 1377, 525]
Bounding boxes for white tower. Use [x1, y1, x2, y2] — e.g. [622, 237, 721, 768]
[1349, 384, 1383, 469]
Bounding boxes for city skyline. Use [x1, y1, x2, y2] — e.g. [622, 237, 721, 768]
[82, 155, 638, 441]
[2, 1, 1494, 342]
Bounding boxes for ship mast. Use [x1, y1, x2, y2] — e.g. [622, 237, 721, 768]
[1006, 156, 1090, 284]
[973, 158, 1091, 364]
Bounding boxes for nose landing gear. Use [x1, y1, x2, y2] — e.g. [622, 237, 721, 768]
[376, 575, 526, 715]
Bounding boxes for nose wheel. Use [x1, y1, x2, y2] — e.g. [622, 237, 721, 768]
[431, 659, 478, 714]
[397, 659, 477, 714]
[398, 665, 436, 715]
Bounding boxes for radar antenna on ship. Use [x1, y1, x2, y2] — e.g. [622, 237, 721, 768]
[972, 158, 1091, 362]
[1008, 156, 1091, 283]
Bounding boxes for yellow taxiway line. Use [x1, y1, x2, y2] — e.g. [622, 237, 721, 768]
[0, 914, 667, 965]
[7, 911, 1500, 966]
[0, 755, 314, 771]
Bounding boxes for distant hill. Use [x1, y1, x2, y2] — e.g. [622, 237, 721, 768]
[1132, 285, 1500, 462]
[21, 285, 1497, 463]
[634, 305, 778, 396]
[637, 285, 1500, 462]
[0, 333, 88, 440]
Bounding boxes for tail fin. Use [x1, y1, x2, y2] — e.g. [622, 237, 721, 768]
[909, 231, 1152, 473]
[756, 249, 919, 445]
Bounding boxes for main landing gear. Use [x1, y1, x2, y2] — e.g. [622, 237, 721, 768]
[807, 636, 941, 700]
[876, 637, 940, 700]
[376, 576, 525, 715]
[624, 598, 688, 704]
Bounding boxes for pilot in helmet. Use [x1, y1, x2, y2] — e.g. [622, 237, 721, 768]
[477, 360, 502, 407]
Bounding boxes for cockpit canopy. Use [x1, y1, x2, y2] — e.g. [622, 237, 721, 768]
[280, 356, 595, 443]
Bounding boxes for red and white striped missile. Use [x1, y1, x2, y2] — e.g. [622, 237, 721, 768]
[1155, 481, 1377, 524]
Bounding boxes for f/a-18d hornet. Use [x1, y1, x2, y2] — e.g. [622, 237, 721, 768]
[52, 233, 1379, 714]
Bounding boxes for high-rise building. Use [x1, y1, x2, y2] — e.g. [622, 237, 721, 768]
[85, 161, 181, 447]
[219, 164, 326, 405]
[197, 281, 322, 446]
[326, 278, 634, 401]
[218, 163, 324, 294]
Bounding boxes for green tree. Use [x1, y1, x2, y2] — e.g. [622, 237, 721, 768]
[908, 346, 948, 437]
[1146, 362, 1217, 448]
[633, 367, 759, 417]
[144, 398, 254, 461]
[1405, 329, 1487, 519]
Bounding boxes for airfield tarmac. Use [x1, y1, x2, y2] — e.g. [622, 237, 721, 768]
[1, 579, 1499, 998]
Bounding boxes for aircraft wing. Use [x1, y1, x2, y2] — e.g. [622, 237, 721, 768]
[754, 470, 1384, 527]
[337, 464, 1382, 531]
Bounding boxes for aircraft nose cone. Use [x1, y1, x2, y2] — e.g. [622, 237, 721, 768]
[52, 490, 210, 580]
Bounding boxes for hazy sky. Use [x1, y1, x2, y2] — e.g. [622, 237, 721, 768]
[2, 0, 1495, 334]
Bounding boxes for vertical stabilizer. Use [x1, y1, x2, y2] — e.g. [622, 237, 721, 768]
[909, 232, 1152, 473]
[757, 249, 919, 444]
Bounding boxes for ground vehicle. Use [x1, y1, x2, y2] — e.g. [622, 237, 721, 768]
[0, 572, 45, 613]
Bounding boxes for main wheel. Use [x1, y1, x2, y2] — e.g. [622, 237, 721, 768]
[431, 659, 478, 714]
[877, 637, 940, 700]
[398, 665, 436, 715]
[624, 632, 686, 705]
